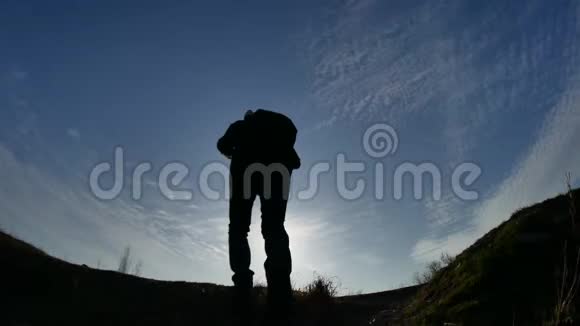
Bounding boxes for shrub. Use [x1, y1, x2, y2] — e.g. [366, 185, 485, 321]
[303, 274, 339, 300]
[414, 252, 455, 285]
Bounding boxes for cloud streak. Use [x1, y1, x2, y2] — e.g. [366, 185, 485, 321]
[305, 1, 580, 263]
[412, 53, 580, 261]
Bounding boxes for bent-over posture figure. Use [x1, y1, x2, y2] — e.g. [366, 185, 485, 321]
[217, 109, 300, 320]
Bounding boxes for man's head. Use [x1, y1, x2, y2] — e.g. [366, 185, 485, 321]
[244, 109, 254, 120]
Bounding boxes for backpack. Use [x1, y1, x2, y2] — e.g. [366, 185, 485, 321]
[247, 109, 297, 149]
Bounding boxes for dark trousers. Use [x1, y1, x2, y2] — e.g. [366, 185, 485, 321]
[229, 165, 293, 303]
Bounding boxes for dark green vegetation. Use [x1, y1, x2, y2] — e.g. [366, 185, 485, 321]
[405, 188, 580, 325]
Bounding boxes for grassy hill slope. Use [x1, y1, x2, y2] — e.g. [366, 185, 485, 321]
[405, 188, 580, 325]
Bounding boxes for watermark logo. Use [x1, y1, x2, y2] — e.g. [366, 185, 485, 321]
[363, 123, 398, 158]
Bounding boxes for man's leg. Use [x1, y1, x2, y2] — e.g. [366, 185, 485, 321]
[260, 193, 293, 307]
[229, 191, 256, 325]
[229, 195, 255, 291]
[229, 168, 259, 325]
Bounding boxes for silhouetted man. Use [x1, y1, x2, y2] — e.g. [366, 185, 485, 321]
[218, 109, 300, 320]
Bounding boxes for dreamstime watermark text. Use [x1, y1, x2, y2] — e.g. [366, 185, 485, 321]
[89, 123, 481, 202]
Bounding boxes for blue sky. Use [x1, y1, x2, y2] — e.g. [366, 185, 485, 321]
[1, 0, 580, 293]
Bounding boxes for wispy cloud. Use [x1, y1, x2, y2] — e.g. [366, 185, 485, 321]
[305, 0, 569, 161]
[412, 71, 580, 262]
[66, 128, 81, 141]
[306, 1, 473, 124]
[0, 137, 231, 281]
[303, 1, 580, 265]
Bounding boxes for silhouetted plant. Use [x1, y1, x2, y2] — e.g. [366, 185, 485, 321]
[549, 173, 579, 325]
[303, 274, 339, 300]
[552, 241, 580, 325]
[566, 173, 577, 228]
[117, 246, 143, 276]
[133, 260, 143, 276]
[118, 247, 131, 273]
[413, 252, 455, 285]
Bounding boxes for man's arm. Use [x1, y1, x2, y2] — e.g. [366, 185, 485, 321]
[217, 120, 244, 159]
